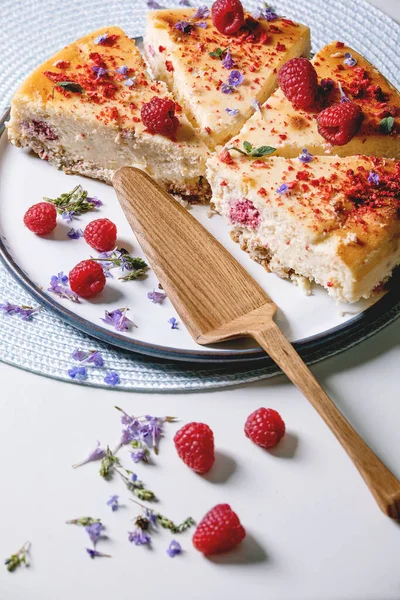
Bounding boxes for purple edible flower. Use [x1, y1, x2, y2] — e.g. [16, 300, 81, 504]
[222, 49, 234, 69]
[147, 290, 167, 304]
[226, 107, 239, 116]
[252, 6, 278, 20]
[107, 495, 119, 512]
[124, 78, 136, 87]
[298, 148, 313, 163]
[0, 302, 40, 320]
[94, 33, 108, 45]
[86, 548, 111, 559]
[338, 81, 350, 103]
[101, 308, 134, 332]
[72, 441, 106, 468]
[195, 21, 208, 29]
[193, 5, 210, 19]
[251, 99, 262, 113]
[147, 0, 162, 7]
[104, 371, 120, 386]
[86, 522, 105, 545]
[130, 449, 146, 463]
[71, 348, 89, 361]
[166, 540, 182, 558]
[179, 0, 190, 5]
[67, 228, 83, 239]
[116, 65, 129, 75]
[175, 20, 192, 33]
[48, 273, 79, 302]
[92, 65, 107, 78]
[145, 509, 157, 525]
[87, 351, 104, 367]
[128, 530, 151, 545]
[71, 349, 104, 367]
[228, 70, 244, 87]
[61, 210, 75, 222]
[368, 171, 380, 185]
[344, 52, 357, 67]
[168, 317, 179, 329]
[221, 83, 235, 94]
[68, 366, 88, 381]
[87, 196, 102, 208]
[276, 183, 289, 194]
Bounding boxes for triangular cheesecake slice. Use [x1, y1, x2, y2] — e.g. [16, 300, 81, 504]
[7, 27, 211, 202]
[144, 7, 310, 148]
[207, 151, 400, 302]
[226, 42, 400, 159]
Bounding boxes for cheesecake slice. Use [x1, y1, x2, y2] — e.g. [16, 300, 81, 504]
[207, 151, 400, 302]
[7, 27, 211, 202]
[144, 7, 310, 148]
[227, 41, 400, 159]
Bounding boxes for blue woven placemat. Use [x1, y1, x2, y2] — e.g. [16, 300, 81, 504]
[1, 0, 399, 390]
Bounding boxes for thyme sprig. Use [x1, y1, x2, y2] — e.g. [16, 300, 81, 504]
[91, 249, 148, 281]
[5, 542, 30, 572]
[66, 517, 101, 526]
[130, 499, 195, 533]
[44, 185, 100, 217]
[99, 448, 156, 501]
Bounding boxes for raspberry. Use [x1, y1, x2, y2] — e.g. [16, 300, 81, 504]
[69, 260, 106, 298]
[317, 102, 364, 146]
[141, 96, 179, 139]
[23, 202, 57, 235]
[84, 218, 117, 252]
[211, 0, 245, 35]
[244, 407, 285, 449]
[174, 422, 215, 474]
[193, 504, 246, 554]
[278, 57, 318, 109]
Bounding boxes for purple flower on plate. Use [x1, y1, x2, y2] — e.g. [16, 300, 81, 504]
[104, 371, 120, 386]
[298, 148, 313, 163]
[128, 530, 151, 545]
[175, 20, 192, 33]
[87, 196, 102, 208]
[101, 308, 134, 332]
[168, 317, 179, 329]
[344, 52, 357, 67]
[61, 210, 75, 222]
[226, 107, 239, 116]
[107, 495, 119, 512]
[124, 78, 136, 87]
[94, 33, 109, 45]
[193, 5, 210, 19]
[86, 522, 105, 545]
[72, 441, 106, 468]
[166, 540, 182, 557]
[116, 65, 129, 75]
[251, 99, 262, 113]
[92, 65, 108, 78]
[147, 0, 162, 7]
[228, 70, 244, 87]
[195, 21, 208, 29]
[147, 290, 167, 304]
[68, 366, 88, 381]
[368, 171, 380, 185]
[276, 183, 289, 194]
[86, 548, 111, 559]
[222, 49, 234, 69]
[67, 228, 83, 239]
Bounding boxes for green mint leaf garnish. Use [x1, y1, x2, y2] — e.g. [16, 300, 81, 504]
[380, 116, 395, 134]
[227, 141, 276, 158]
[208, 46, 228, 59]
[52, 81, 84, 99]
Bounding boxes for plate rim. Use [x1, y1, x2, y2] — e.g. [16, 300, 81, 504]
[1, 107, 400, 364]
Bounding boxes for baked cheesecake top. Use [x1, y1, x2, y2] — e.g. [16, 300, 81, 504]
[211, 151, 400, 265]
[14, 26, 206, 148]
[226, 41, 399, 158]
[145, 7, 310, 146]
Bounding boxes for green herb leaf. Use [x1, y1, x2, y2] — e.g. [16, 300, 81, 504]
[249, 145, 276, 157]
[380, 116, 395, 134]
[66, 517, 101, 526]
[5, 542, 30, 572]
[99, 447, 120, 479]
[119, 267, 148, 282]
[243, 140, 253, 153]
[208, 46, 228, 59]
[44, 185, 99, 217]
[52, 81, 84, 99]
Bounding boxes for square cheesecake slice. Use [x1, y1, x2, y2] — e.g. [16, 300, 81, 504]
[7, 27, 211, 202]
[207, 151, 400, 302]
[144, 7, 310, 148]
[227, 42, 400, 159]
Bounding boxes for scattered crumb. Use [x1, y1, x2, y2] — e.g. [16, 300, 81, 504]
[290, 274, 313, 296]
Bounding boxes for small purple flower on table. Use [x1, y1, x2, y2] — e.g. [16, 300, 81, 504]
[168, 317, 179, 329]
[147, 290, 167, 304]
[368, 171, 380, 186]
[298, 148, 313, 163]
[166, 540, 182, 557]
[0, 302, 40, 320]
[72, 441, 106, 468]
[106, 495, 119, 512]
[276, 183, 289, 194]
[222, 49, 234, 69]
[87, 196, 102, 208]
[193, 5, 210, 19]
[175, 20, 192, 33]
[128, 530, 151, 546]
[130, 448, 146, 463]
[68, 366, 88, 381]
[86, 522, 105, 545]
[104, 371, 120, 386]
[67, 228, 83, 239]
[61, 209, 75, 222]
[86, 548, 111, 559]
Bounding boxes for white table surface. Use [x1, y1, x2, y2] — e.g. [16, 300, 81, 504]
[1, 2, 400, 599]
